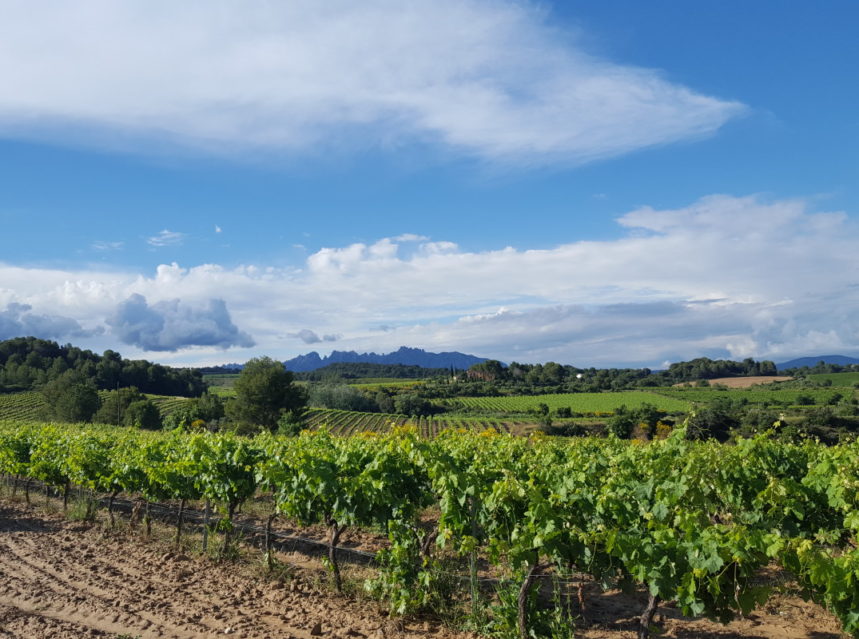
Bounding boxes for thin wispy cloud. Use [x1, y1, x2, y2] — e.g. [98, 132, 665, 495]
[290, 329, 340, 345]
[147, 229, 185, 248]
[0, 1, 743, 165]
[91, 241, 124, 251]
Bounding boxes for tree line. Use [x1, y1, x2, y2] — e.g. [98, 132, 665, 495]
[0, 337, 206, 396]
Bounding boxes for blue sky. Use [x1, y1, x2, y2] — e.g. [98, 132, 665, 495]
[1, 1, 858, 368]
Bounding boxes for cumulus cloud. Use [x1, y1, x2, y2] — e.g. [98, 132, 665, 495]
[0, 1, 743, 164]
[107, 294, 254, 352]
[147, 230, 185, 247]
[291, 329, 340, 345]
[0, 303, 99, 341]
[3, 194, 858, 366]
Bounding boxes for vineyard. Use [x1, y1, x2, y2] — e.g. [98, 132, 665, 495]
[1, 420, 857, 638]
[348, 379, 424, 390]
[442, 391, 691, 414]
[807, 371, 859, 386]
[0, 391, 192, 422]
[303, 408, 534, 437]
[147, 394, 194, 417]
[0, 392, 45, 420]
[652, 387, 850, 406]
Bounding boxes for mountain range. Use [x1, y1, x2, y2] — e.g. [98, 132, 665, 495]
[218, 352, 859, 374]
[775, 355, 859, 370]
[282, 346, 487, 373]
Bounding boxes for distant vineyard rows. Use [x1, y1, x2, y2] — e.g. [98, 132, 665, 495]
[0, 392, 45, 421]
[0, 391, 192, 422]
[652, 387, 850, 406]
[303, 408, 533, 437]
[442, 391, 691, 414]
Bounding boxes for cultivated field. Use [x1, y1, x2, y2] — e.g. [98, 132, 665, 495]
[0, 391, 193, 423]
[303, 407, 535, 436]
[0, 392, 44, 421]
[442, 391, 691, 414]
[674, 375, 793, 388]
[652, 386, 850, 406]
[0, 498, 848, 639]
[1, 423, 855, 639]
[807, 371, 859, 386]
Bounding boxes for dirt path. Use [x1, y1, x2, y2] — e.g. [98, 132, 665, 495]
[0, 498, 849, 639]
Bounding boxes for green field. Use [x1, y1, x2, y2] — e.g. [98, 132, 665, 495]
[347, 378, 424, 389]
[203, 373, 239, 387]
[441, 391, 691, 415]
[652, 386, 849, 406]
[805, 371, 859, 386]
[207, 385, 237, 397]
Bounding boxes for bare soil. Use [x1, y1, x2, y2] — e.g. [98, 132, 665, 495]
[674, 376, 793, 389]
[0, 498, 849, 639]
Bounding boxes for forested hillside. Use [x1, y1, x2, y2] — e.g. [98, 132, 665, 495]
[0, 337, 206, 396]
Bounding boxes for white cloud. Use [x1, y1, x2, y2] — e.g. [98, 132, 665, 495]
[147, 229, 185, 247]
[392, 233, 429, 242]
[1, 194, 857, 366]
[0, 1, 743, 164]
[214, 225, 222, 234]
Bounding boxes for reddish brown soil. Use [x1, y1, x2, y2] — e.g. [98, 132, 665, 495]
[0, 498, 849, 639]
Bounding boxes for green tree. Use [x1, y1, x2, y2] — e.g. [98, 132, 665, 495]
[467, 359, 506, 381]
[685, 399, 738, 442]
[393, 393, 434, 416]
[40, 370, 100, 422]
[124, 399, 163, 429]
[94, 387, 147, 425]
[226, 357, 307, 431]
[607, 405, 636, 439]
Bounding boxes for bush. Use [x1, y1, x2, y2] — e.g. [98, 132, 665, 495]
[276, 410, 306, 436]
[123, 399, 162, 429]
[606, 406, 636, 439]
[393, 393, 435, 416]
[685, 402, 738, 442]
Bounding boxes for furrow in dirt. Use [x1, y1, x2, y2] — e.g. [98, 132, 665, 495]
[0, 501, 455, 639]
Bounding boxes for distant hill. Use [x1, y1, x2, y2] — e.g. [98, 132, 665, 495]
[776, 355, 859, 370]
[283, 346, 487, 373]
